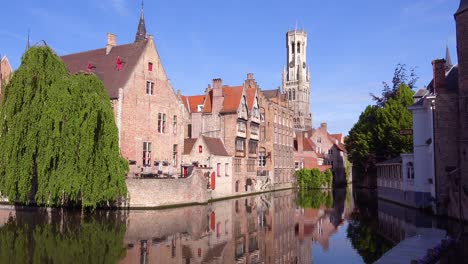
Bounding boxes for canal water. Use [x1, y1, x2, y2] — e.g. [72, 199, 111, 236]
[0, 188, 466, 263]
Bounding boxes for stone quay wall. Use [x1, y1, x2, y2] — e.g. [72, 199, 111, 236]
[124, 172, 210, 208]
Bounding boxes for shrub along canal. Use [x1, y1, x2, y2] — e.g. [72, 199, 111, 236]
[0, 188, 466, 263]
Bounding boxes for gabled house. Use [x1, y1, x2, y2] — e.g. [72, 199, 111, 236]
[182, 136, 232, 199]
[294, 123, 349, 185]
[61, 9, 188, 176]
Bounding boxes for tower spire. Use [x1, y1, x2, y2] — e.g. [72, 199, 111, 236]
[26, 29, 30, 51]
[445, 45, 453, 71]
[134, 0, 147, 42]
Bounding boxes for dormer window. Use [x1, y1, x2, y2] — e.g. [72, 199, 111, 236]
[116, 56, 123, 71]
[87, 63, 95, 72]
[197, 104, 204, 112]
[148, 62, 153, 72]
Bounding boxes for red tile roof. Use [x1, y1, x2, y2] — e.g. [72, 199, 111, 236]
[303, 138, 316, 152]
[245, 87, 257, 110]
[202, 90, 213, 113]
[61, 40, 148, 99]
[220, 86, 243, 113]
[330, 133, 343, 143]
[202, 86, 244, 114]
[181, 95, 205, 113]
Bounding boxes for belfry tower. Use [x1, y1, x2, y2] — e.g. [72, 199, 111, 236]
[282, 29, 312, 130]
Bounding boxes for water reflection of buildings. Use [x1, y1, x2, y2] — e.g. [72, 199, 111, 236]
[377, 199, 436, 244]
[295, 189, 350, 252]
[120, 189, 312, 264]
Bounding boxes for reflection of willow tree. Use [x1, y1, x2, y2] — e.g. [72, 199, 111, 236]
[346, 189, 393, 264]
[296, 190, 333, 209]
[0, 211, 127, 263]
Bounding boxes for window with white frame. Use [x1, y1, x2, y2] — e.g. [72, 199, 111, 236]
[407, 162, 414, 179]
[259, 149, 266, 167]
[173, 115, 177, 135]
[236, 138, 245, 152]
[158, 113, 166, 133]
[143, 142, 152, 167]
[146, 81, 154, 95]
[238, 121, 246, 133]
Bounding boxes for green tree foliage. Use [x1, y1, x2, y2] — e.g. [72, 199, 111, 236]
[345, 69, 415, 175]
[347, 212, 394, 263]
[295, 168, 333, 190]
[0, 46, 128, 208]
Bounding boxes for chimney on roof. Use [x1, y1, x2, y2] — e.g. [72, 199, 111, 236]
[212, 78, 224, 114]
[106, 33, 117, 55]
[432, 59, 446, 94]
[320, 122, 327, 132]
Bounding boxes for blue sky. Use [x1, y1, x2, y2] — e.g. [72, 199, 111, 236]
[0, 0, 459, 134]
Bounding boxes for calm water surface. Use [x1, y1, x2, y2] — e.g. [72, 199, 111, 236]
[0, 188, 465, 263]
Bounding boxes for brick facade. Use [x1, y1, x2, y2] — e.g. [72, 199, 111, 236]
[62, 34, 188, 177]
[184, 74, 296, 196]
[294, 123, 349, 185]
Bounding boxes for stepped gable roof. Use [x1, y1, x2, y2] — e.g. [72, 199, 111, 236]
[202, 136, 229, 156]
[181, 95, 205, 113]
[246, 87, 257, 110]
[61, 40, 148, 99]
[376, 156, 402, 166]
[262, 88, 280, 99]
[427, 64, 459, 94]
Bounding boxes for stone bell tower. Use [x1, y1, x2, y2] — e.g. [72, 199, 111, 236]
[282, 29, 312, 130]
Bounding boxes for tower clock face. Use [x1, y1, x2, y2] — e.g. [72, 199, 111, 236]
[289, 61, 294, 68]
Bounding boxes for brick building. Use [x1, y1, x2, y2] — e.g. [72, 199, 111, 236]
[409, 0, 468, 220]
[182, 136, 232, 199]
[260, 88, 295, 189]
[61, 8, 188, 176]
[0, 55, 13, 100]
[294, 123, 349, 186]
[182, 73, 296, 194]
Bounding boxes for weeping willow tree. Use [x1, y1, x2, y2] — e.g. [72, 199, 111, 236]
[0, 214, 127, 263]
[0, 46, 127, 208]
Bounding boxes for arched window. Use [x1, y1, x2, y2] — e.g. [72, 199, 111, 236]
[297, 42, 301, 53]
[288, 90, 291, 100]
[292, 42, 295, 54]
[293, 89, 296, 100]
